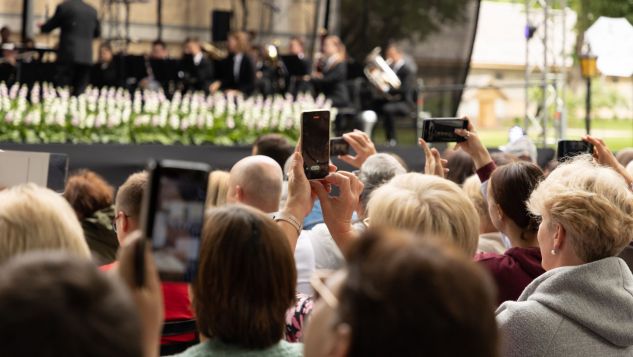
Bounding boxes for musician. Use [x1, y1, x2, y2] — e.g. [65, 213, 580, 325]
[180, 37, 215, 93]
[376, 42, 417, 146]
[216, 31, 256, 96]
[250, 45, 274, 96]
[286, 36, 312, 95]
[150, 39, 169, 60]
[310, 35, 349, 108]
[0, 44, 17, 86]
[39, 0, 101, 96]
[90, 42, 120, 88]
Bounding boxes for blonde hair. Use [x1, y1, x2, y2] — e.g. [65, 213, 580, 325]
[527, 155, 633, 262]
[367, 173, 479, 256]
[462, 174, 487, 220]
[0, 184, 90, 264]
[115, 171, 148, 217]
[206, 170, 230, 209]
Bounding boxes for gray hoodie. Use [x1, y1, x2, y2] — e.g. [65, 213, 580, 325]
[496, 257, 633, 357]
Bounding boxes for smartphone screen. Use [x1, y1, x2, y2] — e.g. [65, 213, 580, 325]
[330, 137, 350, 156]
[421, 118, 469, 143]
[301, 110, 330, 180]
[144, 160, 210, 282]
[557, 140, 593, 161]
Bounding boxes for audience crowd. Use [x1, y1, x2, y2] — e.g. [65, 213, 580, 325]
[1, 120, 633, 357]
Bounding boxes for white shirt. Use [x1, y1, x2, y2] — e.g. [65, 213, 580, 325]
[233, 53, 243, 81]
[193, 52, 203, 66]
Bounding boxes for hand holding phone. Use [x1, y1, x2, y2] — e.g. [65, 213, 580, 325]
[301, 110, 330, 180]
[140, 160, 210, 282]
[330, 137, 351, 156]
[421, 118, 469, 143]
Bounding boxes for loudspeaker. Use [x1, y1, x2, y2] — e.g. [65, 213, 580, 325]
[211, 10, 232, 42]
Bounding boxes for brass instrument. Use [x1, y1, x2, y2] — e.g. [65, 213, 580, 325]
[201, 42, 228, 60]
[364, 47, 401, 95]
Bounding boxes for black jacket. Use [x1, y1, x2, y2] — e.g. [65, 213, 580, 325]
[180, 55, 215, 93]
[312, 61, 350, 108]
[41, 0, 100, 65]
[390, 63, 417, 108]
[219, 53, 256, 96]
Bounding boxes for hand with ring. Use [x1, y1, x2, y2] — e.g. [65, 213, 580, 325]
[454, 118, 493, 170]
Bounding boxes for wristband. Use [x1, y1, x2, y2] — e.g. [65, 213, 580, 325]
[273, 212, 303, 235]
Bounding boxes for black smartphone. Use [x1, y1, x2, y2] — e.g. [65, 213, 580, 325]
[421, 118, 469, 143]
[301, 110, 330, 180]
[140, 159, 210, 282]
[557, 140, 594, 161]
[330, 137, 351, 156]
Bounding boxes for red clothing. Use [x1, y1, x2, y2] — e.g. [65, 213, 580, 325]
[475, 247, 545, 305]
[99, 262, 196, 344]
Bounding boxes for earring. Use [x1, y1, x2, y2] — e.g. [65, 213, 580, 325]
[550, 249, 557, 256]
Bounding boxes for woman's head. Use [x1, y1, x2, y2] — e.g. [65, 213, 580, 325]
[0, 184, 90, 264]
[206, 170, 230, 209]
[527, 155, 633, 270]
[64, 169, 114, 220]
[303, 229, 498, 357]
[487, 161, 544, 242]
[367, 173, 479, 256]
[443, 149, 475, 186]
[194, 204, 296, 349]
[323, 35, 345, 58]
[463, 174, 496, 234]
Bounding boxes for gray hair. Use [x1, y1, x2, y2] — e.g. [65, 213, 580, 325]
[358, 153, 407, 214]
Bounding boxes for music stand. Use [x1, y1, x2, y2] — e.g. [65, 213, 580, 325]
[280, 55, 309, 77]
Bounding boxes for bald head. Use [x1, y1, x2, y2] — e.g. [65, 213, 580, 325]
[227, 155, 283, 213]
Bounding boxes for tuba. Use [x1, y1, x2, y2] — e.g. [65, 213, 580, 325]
[201, 42, 228, 60]
[364, 47, 401, 95]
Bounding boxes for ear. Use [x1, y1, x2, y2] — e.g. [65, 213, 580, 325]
[120, 213, 131, 234]
[494, 203, 504, 222]
[552, 223, 567, 251]
[330, 323, 351, 357]
[235, 185, 245, 202]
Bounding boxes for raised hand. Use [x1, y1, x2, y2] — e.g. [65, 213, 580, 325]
[454, 119, 493, 170]
[582, 135, 633, 187]
[419, 138, 448, 178]
[339, 129, 377, 168]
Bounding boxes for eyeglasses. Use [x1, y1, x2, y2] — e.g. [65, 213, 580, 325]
[310, 270, 339, 308]
[112, 212, 129, 233]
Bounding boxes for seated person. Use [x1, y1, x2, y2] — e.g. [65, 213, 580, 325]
[172, 205, 302, 356]
[180, 37, 214, 93]
[0, 43, 18, 86]
[91, 42, 121, 88]
[216, 31, 256, 96]
[63, 169, 119, 265]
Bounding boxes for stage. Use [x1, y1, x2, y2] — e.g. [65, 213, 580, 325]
[0, 142, 554, 187]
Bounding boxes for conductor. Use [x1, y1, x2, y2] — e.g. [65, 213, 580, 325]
[40, 0, 101, 96]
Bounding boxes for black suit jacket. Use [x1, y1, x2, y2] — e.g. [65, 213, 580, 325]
[220, 53, 256, 96]
[390, 63, 417, 108]
[180, 55, 215, 93]
[311, 61, 350, 108]
[41, 0, 100, 65]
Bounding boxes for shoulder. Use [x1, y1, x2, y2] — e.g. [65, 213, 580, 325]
[275, 341, 303, 356]
[168, 341, 209, 357]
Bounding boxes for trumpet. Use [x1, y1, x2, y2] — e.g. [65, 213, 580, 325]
[364, 47, 401, 94]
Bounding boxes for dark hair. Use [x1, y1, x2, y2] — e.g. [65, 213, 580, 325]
[290, 36, 304, 48]
[0, 252, 142, 357]
[489, 161, 544, 239]
[340, 229, 499, 357]
[491, 152, 517, 166]
[616, 148, 633, 167]
[252, 134, 293, 170]
[99, 41, 112, 53]
[444, 149, 475, 186]
[64, 170, 114, 220]
[184, 37, 200, 45]
[152, 39, 166, 48]
[194, 205, 296, 349]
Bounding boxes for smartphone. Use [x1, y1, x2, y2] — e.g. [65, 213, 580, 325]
[557, 140, 594, 161]
[301, 110, 330, 180]
[330, 137, 351, 156]
[421, 118, 469, 143]
[140, 159, 210, 282]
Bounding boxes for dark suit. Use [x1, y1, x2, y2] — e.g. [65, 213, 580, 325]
[90, 61, 120, 88]
[180, 54, 215, 93]
[379, 61, 417, 142]
[311, 61, 349, 108]
[41, 0, 100, 95]
[219, 53, 256, 96]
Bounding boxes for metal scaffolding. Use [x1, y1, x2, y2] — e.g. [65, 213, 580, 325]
[524, 0, 569, 147]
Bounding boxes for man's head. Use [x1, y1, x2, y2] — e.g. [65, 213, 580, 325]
[114, 171, 148, 243]
[99, 42, 113, 63]
[227, 156, 283, 213]
[289, 37, 305, 56]
[252, 134, 293, 171]
[385, 42, 403, 63]
[183, 37, 201, 56]
[150, 39, 168, 60]
[0, 252, 142, 357]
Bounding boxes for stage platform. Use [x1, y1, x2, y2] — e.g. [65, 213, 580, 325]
[0, 143, 554, 187]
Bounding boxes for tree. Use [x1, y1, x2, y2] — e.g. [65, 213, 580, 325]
[339, 0, 468, 61]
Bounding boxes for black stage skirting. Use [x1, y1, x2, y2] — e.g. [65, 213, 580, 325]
[0, 143, 555, 187]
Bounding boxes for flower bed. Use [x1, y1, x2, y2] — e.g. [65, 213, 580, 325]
[0, 83, 334, 145]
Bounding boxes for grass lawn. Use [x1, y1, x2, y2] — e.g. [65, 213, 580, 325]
[373, 118, 633, 151]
